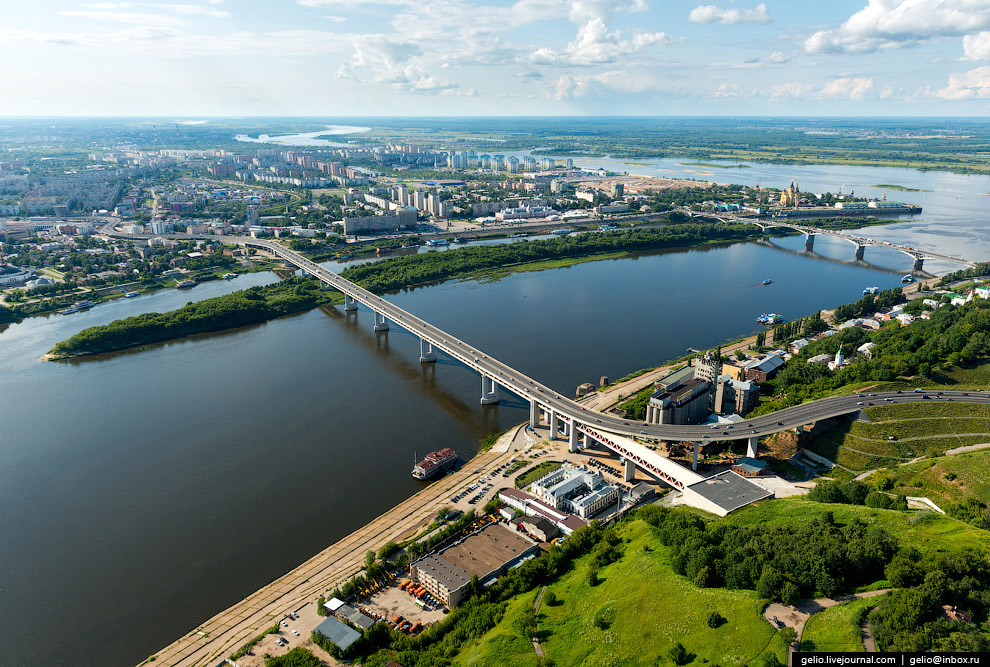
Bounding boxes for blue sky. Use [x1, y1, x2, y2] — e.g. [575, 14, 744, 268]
[2, 0, 990, 115]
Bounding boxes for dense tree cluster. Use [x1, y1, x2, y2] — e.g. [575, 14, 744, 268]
[49, 277, 331, 357]
[808, 479, 908, 511]
[639, 505, 898, 601]
[758, 297, 990, 413]
[340, 223, 763, 293]
[871, 556, 990, 652]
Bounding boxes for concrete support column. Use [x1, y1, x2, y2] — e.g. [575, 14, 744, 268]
[805, 233, 815, 250]
[913, 257, 924, 272]
[480, 376, 500, 405]
[746, 436, 759, 459]
[692, 442, 700, 471]
[624, 458, 635, 482]
[373, 311, 389, 331]
[530, 400, 539, 428]
[855, 244, 866, 261]
[569, 423, 579, 453]
[320, 280, 331, 291]
[419, 338, 437, 363]
[344, 295, 358, 311]
[549, 410, 558, 440]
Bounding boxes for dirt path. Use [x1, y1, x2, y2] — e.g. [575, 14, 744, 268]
[862, 618, 877, 652]
[764, 588, 892, 659]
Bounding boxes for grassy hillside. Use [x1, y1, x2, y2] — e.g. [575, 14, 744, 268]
[725, 497, 990, 557]
[801, 596, 885, 653]
[804, 401, 990, 474]
[453, 520, 789, 667]
[862, 450, 990, 507]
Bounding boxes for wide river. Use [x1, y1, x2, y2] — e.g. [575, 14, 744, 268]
[2, 159, 988, 667]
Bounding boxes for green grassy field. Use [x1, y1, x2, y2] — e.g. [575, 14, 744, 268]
[804, 397, 990, 473]
[861, 450, 990, 506]
[514, 461, 563, 489]
[453, 520, 789, 667]
[725, 497, 990, 556]
[800, 596, 884, 653]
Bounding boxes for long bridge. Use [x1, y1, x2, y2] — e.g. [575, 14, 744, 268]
[110, 232, 990, 496]
[698, 209, 976, 271]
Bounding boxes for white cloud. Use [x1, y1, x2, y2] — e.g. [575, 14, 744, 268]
[805, 0, 990, 54]
[711, 83, 744, 98]
[688, 3, 771, 25]
[336, 37, 459, 94]
[322, 15, 347, 22]
[769, 82, 814, 98]
[821, 76, 875, 99]
[937, 65, 990, 98]
[963, 31, 990, 60]
[60, 10, 189, 26]
[75, 3, 228, 18]
[766, 49, 788, 64]
[528, 0, 669, 66]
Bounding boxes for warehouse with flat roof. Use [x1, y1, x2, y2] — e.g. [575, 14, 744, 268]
[410, 522, 538, 607]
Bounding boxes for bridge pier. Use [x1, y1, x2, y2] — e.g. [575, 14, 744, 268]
[320, 279, 331, 291]
[530, 400, 539, 428]
[344, 295, 358, 311]
[373, 311, 389, 331]
[624, 458, 636, 482]
[913, 257, 924, 272]
[855, 244, 866, 261]
[804, 233, 815, 250]
[569, 423, 579, 453]
[746, 436, 759, 459]
[548, 410, 559, 440]
[419, 338, 437, 363]
[692, 442, 700, 471]
[480, 376, 499, 405]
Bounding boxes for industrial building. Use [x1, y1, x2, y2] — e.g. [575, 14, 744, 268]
[528, 463, 621, 518]
[682, 471, 774, 517]
[645, 377, 712, 425]
[409, 523, 538, 607]
[315, 616, 362, 652]
[713, 375, 760, 416]
[497, 488, 588, 534]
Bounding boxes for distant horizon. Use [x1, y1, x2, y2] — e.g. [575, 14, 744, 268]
[1, 114, 988, 120]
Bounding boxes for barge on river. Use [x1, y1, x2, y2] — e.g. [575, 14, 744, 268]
[412, 448, 457, 480]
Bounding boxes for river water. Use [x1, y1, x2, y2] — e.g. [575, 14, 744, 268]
[2, 159, 988, 666]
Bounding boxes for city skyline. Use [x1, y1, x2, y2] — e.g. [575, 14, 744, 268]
[3, 1, 990, 117]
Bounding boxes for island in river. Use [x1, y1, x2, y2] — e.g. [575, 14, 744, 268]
[45, 217, 905, 360]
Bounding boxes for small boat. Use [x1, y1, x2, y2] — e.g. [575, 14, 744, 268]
[400, 243, 416, 249]
[175, 280, 196, 289]
[901, 274, 915, 283]
[509, 232, 528, 238]
[863, 286, 879, 295]
[551, 229, 572, 235]
[757, 312, 783, 325]
[336, 254, 351, 260]
[425, 239, 450, 247]
[124, 291, 140, 298]
[61, 300, 97, 314]
[222, 273, 237, 280]
[452, 237, 467, 243]
[762, 279, 772, 285]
